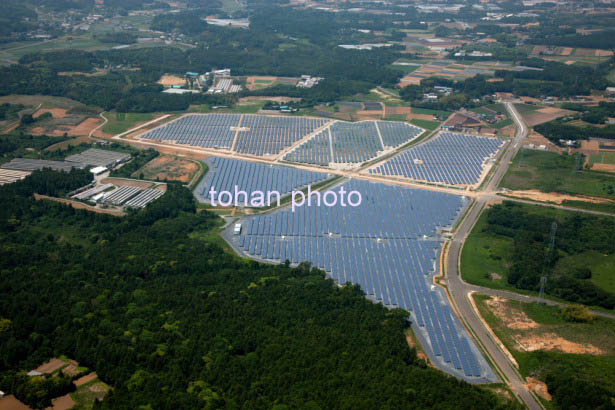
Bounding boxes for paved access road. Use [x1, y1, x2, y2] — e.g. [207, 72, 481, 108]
[446, 102, 545, 410]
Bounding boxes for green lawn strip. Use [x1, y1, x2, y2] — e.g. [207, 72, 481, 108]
[410, 118, 440, 131]
[460, 212, 514, 290]
[410, 107, 451, 118]
[102, 112, 155, 135]
[491, 119, 513, 129]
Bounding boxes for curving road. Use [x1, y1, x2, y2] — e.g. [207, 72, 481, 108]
[446, 102, 545, 410]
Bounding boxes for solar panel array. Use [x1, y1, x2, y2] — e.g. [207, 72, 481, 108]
[140, 114, 241, 149]
[0, 169, 31, 186]
[102, 186, 142, 205]
[65, 148, 131, 168]
[330, 121, 382, 164]
[233, 179, 491, 380]
[284, 121, 423, 166]
[124, 189, 165, 208]
[234, 115, 329, 156]
[377, 121, 423, 147]
[2, 158, 86, 172]
[283, 128, 332, 166]
[370, 132, 505, 185]
[73, 183, 114, 200]
[197, 157, 331, 204]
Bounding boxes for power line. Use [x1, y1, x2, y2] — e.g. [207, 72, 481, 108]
[538, 221, 557, 304]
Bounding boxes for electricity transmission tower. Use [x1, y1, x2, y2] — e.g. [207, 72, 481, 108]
[539, 222, 557, 304]
[575, 153, 583, 173]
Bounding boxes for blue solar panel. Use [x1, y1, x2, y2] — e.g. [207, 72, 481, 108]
[194, 157, 331, 205]
[233, 179, 493, 380]
[284, 120, 423, 166]
[370, 132, 505, 186]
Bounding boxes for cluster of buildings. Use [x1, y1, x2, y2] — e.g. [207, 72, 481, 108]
[203, 69, 243, 94]
[297, 75, 323, 88]
[454, 50, 493, 58]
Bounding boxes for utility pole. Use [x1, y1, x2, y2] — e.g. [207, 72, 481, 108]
[539, 222, 557, 304]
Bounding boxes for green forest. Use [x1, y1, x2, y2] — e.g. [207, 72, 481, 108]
[0, 170, 514, 410]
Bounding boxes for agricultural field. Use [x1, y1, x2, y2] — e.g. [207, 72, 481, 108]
[514, 104, 573, 127]
[135, 155, 201, 183]
[245, 76, 298, 90]
[501, 149, 615, 202]
[590, 151, 615, 166]
[102, 112, 155, 135]
[474, 295, 615, 407]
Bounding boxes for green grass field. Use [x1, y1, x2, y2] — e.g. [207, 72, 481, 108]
[501, 149, 615, 199]
[410, 107, 451, 118]
[410, 118, 440, 131]
[474, 294, 615, 402]
[514, 103, 541, 115]
[385, 114, 408, 121]
[4, 36, 115, 60]
[460, 212, 514, 290]
[102, 112, 155, 135]
[491, 119, 513, 129]
[389, 64, 420, 74]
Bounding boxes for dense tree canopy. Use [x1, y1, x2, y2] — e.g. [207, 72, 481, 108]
[0, 171, 513, 410]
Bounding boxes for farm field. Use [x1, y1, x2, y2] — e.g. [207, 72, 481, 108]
[514, 104, 573, 127]
[501, 149, 615, 200]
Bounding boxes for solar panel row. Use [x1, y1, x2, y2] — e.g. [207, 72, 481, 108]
[284, 121, 423, 166]
[371, 132, 505, 185]
[196, 157, 331, 204]
[141, 114, 240, 149]
[234, 115, 330, 156]
[234, 179, 488, 379]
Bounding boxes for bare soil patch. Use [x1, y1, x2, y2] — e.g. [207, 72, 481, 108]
[33, 108, 68, 119]
[526, 378, 552, 401]
[356, 111, 383, 121]
[74, 372, 98, 387]
[506, 189, 615, 205]
[0, 396, 33, 410]
[592, 163, 615, 172]
[385, 106, 411, 116]
[405, 334, 432, 366]
[486, 297, 539, 330]
[157, 75, 186, 86]
[61, 363, 80, 377]
[138, 155, 199, 182]
[238, 96, 301, 104]
[44, 394, 76, 410]
[35, 358, 67, 374]
[518, 333, 605, 354]
[524, 107, 573, 127]
[30, 117, 103, 137]
[34, 194, 126, 216]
